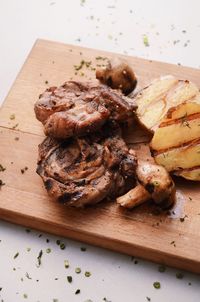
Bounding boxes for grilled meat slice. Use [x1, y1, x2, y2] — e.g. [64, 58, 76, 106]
[36, 124, 137, 207]
[34, 81, 137, 139]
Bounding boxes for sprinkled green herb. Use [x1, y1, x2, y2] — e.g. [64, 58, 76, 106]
[53, 299, 59, 302]
[0, 288, 2, 291]
[180, 215, 188, 222]
[75, 267, 81, 274]
[176, 272, 184, 279]
[188, 282, 192, 286]
[37, 250, 43, 267]
[56, 240, 61, 245]
[46, 248, 51, 254]
[143, 35, 149, 47]
[67, 276, 72, 283]
[25, 272, 32, 280]
[85, 271, 91, 277]
[146, 297, 151, 301]
[23, 293, 28, 299]
[134, 260, 138, 264]
[46, 239, 50, 243]
[14, 252, 19, 259]
[10, 114, 15, 120]
[158, 265, 166, 273]
[21, 277, 23, 281]
[0, 179, 5, 188]
[12, 123, 19, 129]
[26, 247, 31, 252]
[13, 267, 16, 271]
[64, 260, 69, 268]
[0, 164, 6, 172]
[81, 247, 87, 252]
[60, 243, 66, 250]
[26, 229, 31, 233]
[153, 281, 161, 289]
[75, 289, 80, 295]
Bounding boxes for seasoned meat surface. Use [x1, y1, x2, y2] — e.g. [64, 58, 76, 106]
[37, 124, 137, 207]
[34, 81, 137, 139]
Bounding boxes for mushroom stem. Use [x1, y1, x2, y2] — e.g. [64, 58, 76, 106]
[117, 184, 150, 209]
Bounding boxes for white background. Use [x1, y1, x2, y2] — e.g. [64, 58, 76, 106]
[0, 0, 200, 301]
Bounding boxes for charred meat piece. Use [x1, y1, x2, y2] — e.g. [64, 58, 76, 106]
[37, 124, 137, 207]
[34, 81, 137, 139]
[117, 160, 175, 209]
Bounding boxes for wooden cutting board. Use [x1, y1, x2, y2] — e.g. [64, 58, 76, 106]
[0, 39, 200, 273]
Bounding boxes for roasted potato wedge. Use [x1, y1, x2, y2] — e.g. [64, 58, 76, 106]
[151, 102, 200, 181]
[134, 75, 200, 132]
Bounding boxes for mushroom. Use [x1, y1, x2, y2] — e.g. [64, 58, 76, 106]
[117, 160, 175, 209]
[96, 58, 137, 95]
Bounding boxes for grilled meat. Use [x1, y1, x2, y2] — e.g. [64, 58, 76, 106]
[34, 81, 137, 139]
[37, 124, 137, 207]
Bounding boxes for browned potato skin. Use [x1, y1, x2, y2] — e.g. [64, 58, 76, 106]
[96, 58, 137, 95]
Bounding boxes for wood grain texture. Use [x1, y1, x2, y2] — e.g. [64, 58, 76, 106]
[0, 39, 200, 273]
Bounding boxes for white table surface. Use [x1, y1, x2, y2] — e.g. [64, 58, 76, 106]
[0, 0, 200, 301]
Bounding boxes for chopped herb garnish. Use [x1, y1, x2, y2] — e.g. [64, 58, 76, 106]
[0, 164, 6, 172]
[180, 215, 188, 222]
[176, 272, 184, 279]
[158, 265, 166, 273]
[10, 114, 15, 120]
[146, 297, 151, 301]
[67, 276, 72, 283]
[26, 229, 31, 233]
[37, 250, 43, 267]
[56, 239, 61, 245]
[23, 294, 28, 299]
[0, 288, 2, 291]
[60, 243, 66, 250]
[46, 239, 50, 243]
[75, 289, 80, 295]
[134, 260, 138, 264]
[153, 281, 161, 289]
[12, 123, 19, 129]
[81, 247, 87, 252]
[53, 299, 59, 302]
[64, 260, 69, 268]
[85, 271, 91, 277]
[170, 240, 176, 247]
[46, 248, 51, 254]
[14, 252, 19, 259]
[0, 179, 5, 188]
[25, 272, 32, 280]
[75, 267, 81, 274]
[143, 35, 149, 47]
[188, 282, 192, 286]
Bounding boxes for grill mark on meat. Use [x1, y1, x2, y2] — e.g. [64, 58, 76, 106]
[34, 81, 137, 139]
[37, 123, 137, 207]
